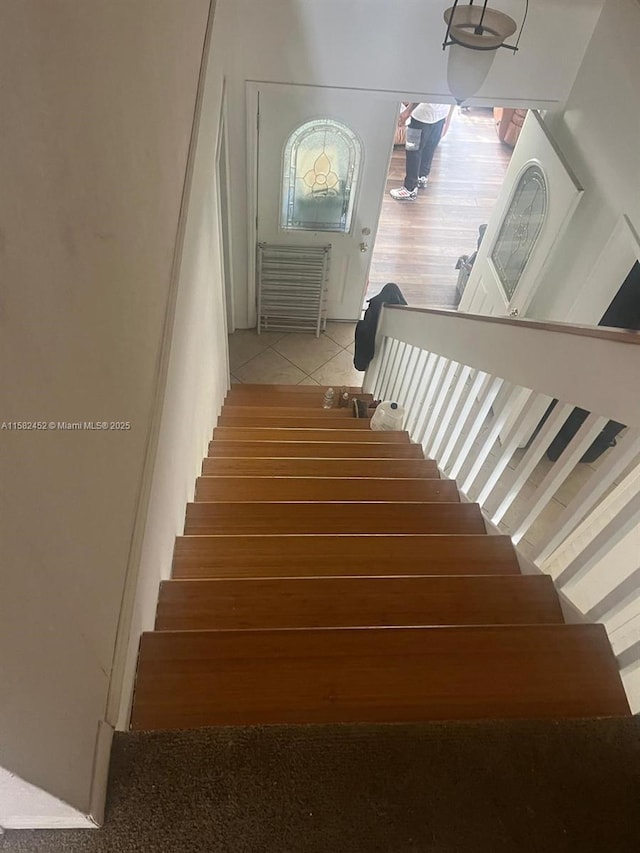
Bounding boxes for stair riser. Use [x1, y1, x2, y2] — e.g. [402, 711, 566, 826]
[202, 458, 439, 478]
[218, 416, 373, 429]
[155, 575, 565, 631]
[226, 391, 373, 409]
[212, 427, 409, 443]
[208, 442, 424, 458]
[221, 406, 358, 419]
[194, 477, 459, 503]
[184, 502, 486, 536]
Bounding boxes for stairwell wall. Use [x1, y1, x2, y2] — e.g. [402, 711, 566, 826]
[0, 0, 224, 824]
[112, 3, 230, 733]
[528, 0, 640, 323]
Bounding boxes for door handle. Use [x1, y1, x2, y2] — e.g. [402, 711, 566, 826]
[360, 242, 369, 253]
[509, 308, 519, 317]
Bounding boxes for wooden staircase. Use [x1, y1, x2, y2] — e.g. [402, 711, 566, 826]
[131, 384, 630, 730]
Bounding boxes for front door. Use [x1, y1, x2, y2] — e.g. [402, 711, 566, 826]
[256, 84, 398, 320]
[458, 110, 583, 318]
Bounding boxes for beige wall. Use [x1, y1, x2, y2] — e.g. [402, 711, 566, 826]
[0, 0, 219, 819]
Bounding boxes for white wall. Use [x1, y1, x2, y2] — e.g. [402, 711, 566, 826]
[113, 3, 230, 732]
[212, 0, 606, 327]
[0, 0, 220, 821]
[528, 0, 640, 321]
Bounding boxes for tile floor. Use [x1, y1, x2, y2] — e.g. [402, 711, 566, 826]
[229, 323, 362, 388]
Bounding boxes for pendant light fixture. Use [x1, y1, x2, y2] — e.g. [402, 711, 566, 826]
[442, 0, 528, 103]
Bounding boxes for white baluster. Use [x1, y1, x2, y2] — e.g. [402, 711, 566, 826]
[369, 335, 389, 399]
[439, 370, 487, 472]
[396, 346, 421, 410]
[430, 365, 473, 461]
[421, 360, 460, 453]
[378, 338, 398, 400]
[491, 402, 575, 525]
[535, 428, 640, 565]
[412, 356, 448, 445]
[389, 341, 410, 402]
[475, 392, 551, 506]
[460, 382, 521, 495]
[405, 352, 438, 436]
[510, 412, 609, 544]
[553, 489, 640, 590]
[449, 376, 504, 482]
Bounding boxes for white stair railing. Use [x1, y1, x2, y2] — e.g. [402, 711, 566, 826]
[364, 305, 640, 711]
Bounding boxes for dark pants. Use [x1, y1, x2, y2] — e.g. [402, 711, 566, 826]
[404, 117, 446, 191]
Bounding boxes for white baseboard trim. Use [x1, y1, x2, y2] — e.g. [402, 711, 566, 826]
[0, 721, 113, 831]
[1, 815, 96, 831]
[88, 719, 114, 827]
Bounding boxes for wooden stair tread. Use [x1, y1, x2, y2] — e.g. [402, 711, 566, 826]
[212, 427, 408, 443]
[155, 575, 565, 631]
[131, 382, 630, 733]
[208, 441, 424, 458]
[184, 501, 486, 536]
[194, 476, 459, 503]
[202, 457, 439, 478]
[172, 534, 520, 578]
[131, 624, 630, 730]
[218, 416, 373, 429]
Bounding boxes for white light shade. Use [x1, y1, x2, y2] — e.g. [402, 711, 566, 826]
[444, 5, 518, 49]
[446, 43, 498, 103]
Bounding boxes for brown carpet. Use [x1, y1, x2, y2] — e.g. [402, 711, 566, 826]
[2, 718, 639, 852]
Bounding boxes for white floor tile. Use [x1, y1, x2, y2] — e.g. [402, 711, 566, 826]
[324, 322, 357, 349]
[273, 333, 342, 374]
[234, 348, 306, 385]
[310, 350, 363, 387]
[228, 329, 283, 370]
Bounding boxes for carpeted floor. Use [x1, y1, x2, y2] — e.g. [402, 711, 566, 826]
[2, 718, 639, 852]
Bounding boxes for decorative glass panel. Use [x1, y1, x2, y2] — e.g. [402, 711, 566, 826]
[491, 164, 548, 301]
[281, 119, 361, 233]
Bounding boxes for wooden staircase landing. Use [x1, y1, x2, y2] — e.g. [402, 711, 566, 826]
[131, 383, 630, 730]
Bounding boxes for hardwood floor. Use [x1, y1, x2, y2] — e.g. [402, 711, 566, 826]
[366, 107, 512, 310]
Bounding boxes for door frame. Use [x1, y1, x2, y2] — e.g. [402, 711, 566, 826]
[246, 82, 260, 328]
[216, 81, 235, 335]
[459, 110, 584, 318]
[246, 81, 400, 326]
[245, 86, 561, 328]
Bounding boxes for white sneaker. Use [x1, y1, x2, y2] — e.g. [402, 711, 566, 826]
[390, 186, 417, 201]
[417, 176, 429, 188]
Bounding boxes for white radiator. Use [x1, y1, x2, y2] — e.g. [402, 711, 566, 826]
[257, 242, 330, 336]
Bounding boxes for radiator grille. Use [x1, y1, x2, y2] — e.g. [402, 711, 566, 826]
[257, 243, 330, 336]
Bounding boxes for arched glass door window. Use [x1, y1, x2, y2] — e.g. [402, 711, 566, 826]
[491, 164, 548, 301]
[281, 119, 362, 233]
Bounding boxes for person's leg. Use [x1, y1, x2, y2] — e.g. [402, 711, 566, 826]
[391, 118, 425, 200]
[418, 117, 446, 181]
[403, 118, 425, 191]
